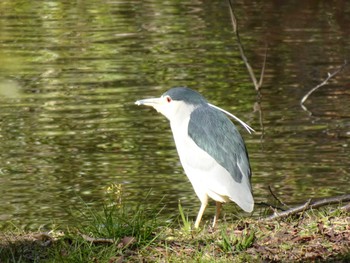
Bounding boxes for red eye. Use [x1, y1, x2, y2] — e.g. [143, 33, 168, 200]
[166, 96, 172, 103]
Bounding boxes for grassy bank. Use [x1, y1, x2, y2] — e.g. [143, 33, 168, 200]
[1, 188, 349, 262]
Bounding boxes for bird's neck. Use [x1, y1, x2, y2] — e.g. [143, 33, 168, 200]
[169, 105, 196, 133]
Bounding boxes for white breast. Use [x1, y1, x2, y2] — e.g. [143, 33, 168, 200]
[170, 116, 254, 212]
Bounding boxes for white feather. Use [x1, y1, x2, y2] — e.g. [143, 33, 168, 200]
[208, 103, 255, 134]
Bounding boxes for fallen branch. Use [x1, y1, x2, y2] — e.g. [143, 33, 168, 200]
[341, 203, 350, 212]
[255, 201, 285, 211]
[265, 194, 350, 221]
[300, 60, 347, 110]
[79, 233, 136, 248]
[80, 233, 115, 244]
[227, 0, 266, 93]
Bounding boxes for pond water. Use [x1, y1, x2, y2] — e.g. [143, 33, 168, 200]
[0, 0, 349, 230]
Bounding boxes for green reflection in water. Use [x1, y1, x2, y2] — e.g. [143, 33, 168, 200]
[0, 0, 349, 229]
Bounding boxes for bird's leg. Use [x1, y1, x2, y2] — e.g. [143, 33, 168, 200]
[212, 201, 222, 228]
[194, 198, 208, 228]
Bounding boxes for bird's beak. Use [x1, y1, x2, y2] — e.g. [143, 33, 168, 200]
[135, 97, 162, 107]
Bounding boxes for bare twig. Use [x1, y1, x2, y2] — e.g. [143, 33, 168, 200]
[268, 185, 289, 208]
[227, 0, 266, 92]
[265, 199, 311, 221]
[265, 194, 350, 221]
[258, 47, 267, 88]
[253, 101, 265, 144]
[300, 60, 347, 109]
[80, 233, 115, 244]
[341, 203, 350, 212]
[255, 201, 285, 211]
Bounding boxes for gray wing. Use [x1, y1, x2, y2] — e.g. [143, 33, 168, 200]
[188, 105, 251, 183]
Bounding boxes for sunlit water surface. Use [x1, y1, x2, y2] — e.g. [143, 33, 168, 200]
[0, 1, 349, 229]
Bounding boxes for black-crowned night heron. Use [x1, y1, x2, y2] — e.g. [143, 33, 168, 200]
[135, 87, 254, 228]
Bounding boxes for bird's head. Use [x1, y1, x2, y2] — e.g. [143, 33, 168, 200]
[135, 87, 207, 121]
